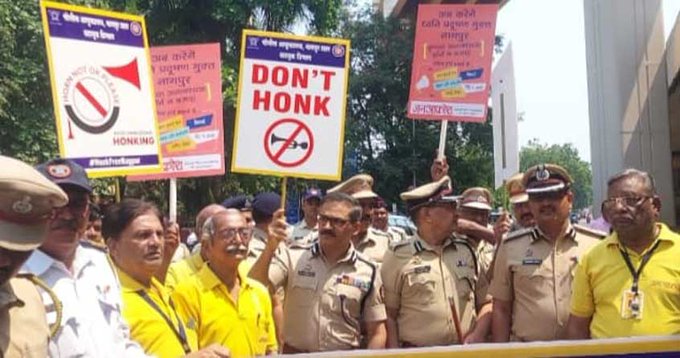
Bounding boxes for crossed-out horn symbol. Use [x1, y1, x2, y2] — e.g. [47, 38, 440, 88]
[270, 133, 308, 150]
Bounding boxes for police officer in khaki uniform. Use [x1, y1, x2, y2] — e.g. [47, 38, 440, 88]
[249, 192, 387, 353]
[0, 155, 68, 357]
[493, 173, 536, 241]
[456, 187, 496, 282]
[328, 174, 390, 264]
[490, 164, 605, 342]
[382, 176, 492, 348]
[372, 197, 409, 244]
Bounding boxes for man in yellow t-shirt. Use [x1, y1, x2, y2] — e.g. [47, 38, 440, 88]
[173, 209, 278, 356]
[567, 169, 680, 338]
[106, 199, 229, 357]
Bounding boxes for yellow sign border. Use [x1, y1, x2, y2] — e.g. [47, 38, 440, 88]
[230, 29, 350, 181]
[40, 1, 162, 178]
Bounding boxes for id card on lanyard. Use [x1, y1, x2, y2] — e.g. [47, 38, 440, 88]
[618, 240, 660, 320]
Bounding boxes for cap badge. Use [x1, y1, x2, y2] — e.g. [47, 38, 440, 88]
[536, 166, 550, 181]
[47, 164, 72, 178]
[476, 195, 487, 203]
[12, 196, 33, 214]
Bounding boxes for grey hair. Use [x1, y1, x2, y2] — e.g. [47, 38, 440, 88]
[607, 168, 656, 194]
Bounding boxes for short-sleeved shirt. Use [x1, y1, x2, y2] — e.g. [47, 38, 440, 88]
[269, 241, 386, 352]
[22, 243, 147, 357]
[489, 224, 603, 341]
[172, 264, 277, 356]
[117, 267, 198, 356]
[166, 251, 205, 290]
[381, 234, 488, 346]
[354, 228, 390, 264]
[0, 276, 49, 358]
[570, 223, 680, 338]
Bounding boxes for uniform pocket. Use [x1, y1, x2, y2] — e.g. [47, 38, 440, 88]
[404, 273, 437, 304]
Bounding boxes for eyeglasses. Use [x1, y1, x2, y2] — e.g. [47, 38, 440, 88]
[215, 228, 252, 241]
[318, 213, 350, 227]
[601, 196, 651, 210]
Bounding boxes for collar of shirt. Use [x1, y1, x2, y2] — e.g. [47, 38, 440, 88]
[188, 251, 205, 271]
[413, 233, 457, 254]
[605, 222, 677, 255]
[197, 263, 252, 292]
[532, 225, 576, 243]
[296, 219, 316, 231]
[115, 265, 168, 300]
[252, 227, 268, 243]
[0, 281, 21, 309]
[310, 241, 358, 265]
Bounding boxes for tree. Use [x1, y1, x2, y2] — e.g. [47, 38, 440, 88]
[520, 140, 592, 209]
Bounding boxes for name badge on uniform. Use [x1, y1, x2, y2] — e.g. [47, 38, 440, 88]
[621, 290, 644, 320]
[414, 265, 431, 274]
[297, 270, 316, 277]
[522, 258, 542, 265]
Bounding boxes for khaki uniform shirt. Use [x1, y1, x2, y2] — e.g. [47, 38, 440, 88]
[354, 228, 390, 264]
[290, 220, 317, 243]
[381, 235, 488, 347]
[269, 241, 386, 352]
[0, 276, 49, 358]
[489, 224, 604, 341]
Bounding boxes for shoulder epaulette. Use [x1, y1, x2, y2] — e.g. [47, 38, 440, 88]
[369, 228, 390, 238]
[573, 224, 607, 239]
[289, 240, 314, 250]
[389, 237, 414, 252]
[450, 239, 479, 276]
[505, 227, 535, 242]
[80, 239, 108, 252]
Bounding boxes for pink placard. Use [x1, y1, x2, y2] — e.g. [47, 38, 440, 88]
[407, 5, 498, 122]
[129, 43, 224, 180]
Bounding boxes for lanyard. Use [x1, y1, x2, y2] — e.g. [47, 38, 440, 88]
[136, 290, 191, 354]
[618, 240, 661, 294]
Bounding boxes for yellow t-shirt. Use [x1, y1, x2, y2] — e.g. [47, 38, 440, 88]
[570, 223, 680, 338]
[166, 251, 205, 291]
[116, 267, 198, 357]
[172, 263, 278, 357]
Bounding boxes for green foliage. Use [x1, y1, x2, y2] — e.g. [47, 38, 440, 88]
[520, 139, 592, 209]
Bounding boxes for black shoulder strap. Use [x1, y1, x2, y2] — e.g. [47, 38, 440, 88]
[355, 255, 376, 316]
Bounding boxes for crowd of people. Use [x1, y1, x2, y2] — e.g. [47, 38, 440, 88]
[1, 154, 679, 357]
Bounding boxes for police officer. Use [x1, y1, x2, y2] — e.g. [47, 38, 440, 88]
[328, 174, 390, 264]
[456, 187, 496, 282]
[249, 192, 284, 260]
[371, 197, 409, 244]
[489, 164, 605, 342]
[250, 192, 387, 352]
[290, 188, 322, 243]
[493, 173, 536, 241]
[0, 155, 68, 357]
[382, 176, 491, 347]
[22, 158, 148, 357]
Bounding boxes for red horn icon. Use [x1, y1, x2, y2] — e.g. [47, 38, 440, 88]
[103, 58, 140, 89]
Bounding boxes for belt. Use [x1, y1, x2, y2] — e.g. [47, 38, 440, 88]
[400, 341, 421, 348]
[282, 344, 309, 354]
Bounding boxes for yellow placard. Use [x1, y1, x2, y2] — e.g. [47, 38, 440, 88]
[167, 137, 196, 152]
[434, 67, 459, 81]
[442, 87, 466, 98]
[158, 115, 184, 133]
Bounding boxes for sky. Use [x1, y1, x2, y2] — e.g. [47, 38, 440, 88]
[496, 0, 680, 162]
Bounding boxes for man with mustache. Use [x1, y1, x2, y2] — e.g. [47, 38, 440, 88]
[166, 204, 227, 290]
[371, 197, 409, 244]
[248, 192, 285, 261]
[328, 174, 390, 264]
[489, 164, 605, 342]
[173, 209, 278, 356]
[567, 169, 680, 338]
[251, 192, 387, 353]
[1, 155, 68, 357]
[493, 173, 536, 241]
[22, 158, 148, 357]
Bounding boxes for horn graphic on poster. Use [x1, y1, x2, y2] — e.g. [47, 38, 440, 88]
[270, 133, 309, 150]
[104, 58, 141, 89]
